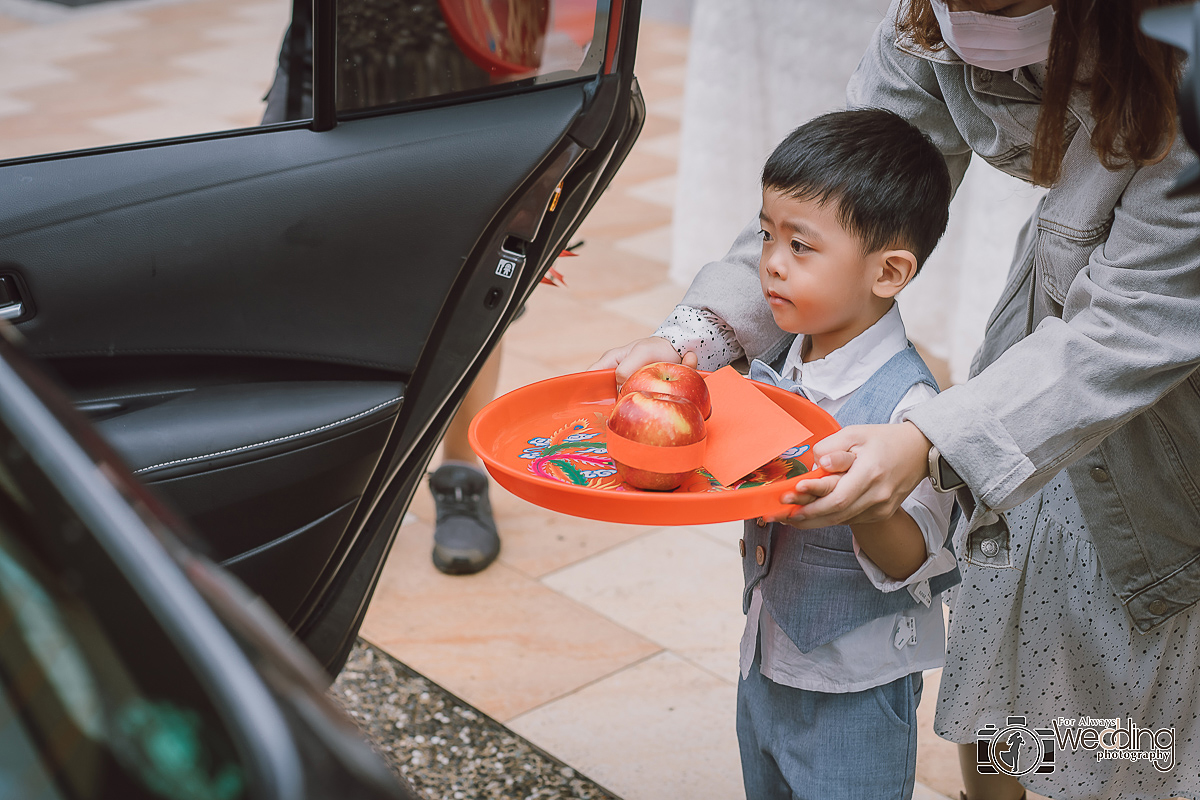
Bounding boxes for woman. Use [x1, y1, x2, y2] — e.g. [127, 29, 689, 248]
[598, 0, 1200, 797]
[774, 1, 1199, 798]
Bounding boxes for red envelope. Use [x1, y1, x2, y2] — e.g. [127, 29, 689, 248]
[702, 366, 815, 486]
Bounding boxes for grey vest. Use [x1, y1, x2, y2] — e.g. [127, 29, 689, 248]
[742, 342, 962, 654]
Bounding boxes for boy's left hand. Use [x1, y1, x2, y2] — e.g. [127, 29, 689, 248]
[778, 422, 932, 529]
[766, 451, 855, 524]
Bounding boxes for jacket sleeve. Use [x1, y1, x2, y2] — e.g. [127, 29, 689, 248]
[678, 219, 789, 363]
[906, 134, 1200, 513]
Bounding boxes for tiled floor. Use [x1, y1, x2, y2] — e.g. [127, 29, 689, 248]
[1, 2, 980, 798]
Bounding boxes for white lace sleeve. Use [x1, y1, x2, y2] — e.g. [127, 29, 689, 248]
[653, 305, 743, 371]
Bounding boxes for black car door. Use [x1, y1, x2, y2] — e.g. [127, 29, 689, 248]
[0, 0, 645, 674]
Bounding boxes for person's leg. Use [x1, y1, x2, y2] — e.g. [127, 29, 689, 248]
[769, 672, 921, 800]
[736, 648, 795, 800]
[441, 345, 502, 465]
[957, 743, 1026, 800]
[428, 345, 503, 574]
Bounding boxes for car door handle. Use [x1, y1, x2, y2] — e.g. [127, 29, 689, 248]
[0, 276, 25, 321]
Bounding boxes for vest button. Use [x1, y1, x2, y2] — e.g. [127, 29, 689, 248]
[1090, 467, 1110, 483]
[979, 538, 1000, 557]
[1148, 599, 1168, 616]
[755, 545, 766, 566]
[756, 517, 768, 527]
[739, 539, 746, 557]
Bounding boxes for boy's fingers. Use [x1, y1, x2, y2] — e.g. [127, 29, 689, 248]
[814, 451, 855, 474]
[784, 422, 933, 528]
[613, 359, 641, 386]
[768, 507, 810, 526]
[780, 474, 838, 505]
[787, 472, 877, 527]
[613, 339, 682, 385]
[776, 491, 818, 508]
[588, 343, 633, 372]
[811, 427, 867, 460]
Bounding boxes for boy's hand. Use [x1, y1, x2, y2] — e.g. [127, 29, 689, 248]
[767, 451, 855, 524]
[588, 336, 698, 387]
[780, 422, 932, 529]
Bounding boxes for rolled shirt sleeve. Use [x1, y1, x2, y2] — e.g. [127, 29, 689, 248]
[852, 382, 958, 600]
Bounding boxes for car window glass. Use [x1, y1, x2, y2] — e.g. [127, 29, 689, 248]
[333, 0, 607, 115]
[0, 0, 607, 162]
[0, 0, 290, 163]
[0, 430, 248, 800]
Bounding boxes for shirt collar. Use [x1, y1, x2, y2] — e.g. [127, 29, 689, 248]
[780, 304, 910, 405]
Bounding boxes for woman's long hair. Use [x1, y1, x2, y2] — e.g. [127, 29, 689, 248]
[898, 0, 1183, 186]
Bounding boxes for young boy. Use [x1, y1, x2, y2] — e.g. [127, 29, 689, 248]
[593, 108, 960, 799]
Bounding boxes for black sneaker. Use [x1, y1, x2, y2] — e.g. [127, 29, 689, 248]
[428, 463, 500, 575]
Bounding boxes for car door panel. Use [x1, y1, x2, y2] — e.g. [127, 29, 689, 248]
[0, 0, 646, 673]
[2, 86, 584, 370]
[0, 85, 588, 624]
[97, 380, 402, 479]
[95, 379, 401, 624]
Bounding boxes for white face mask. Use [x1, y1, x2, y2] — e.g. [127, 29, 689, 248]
[930, 0, 1056, 72]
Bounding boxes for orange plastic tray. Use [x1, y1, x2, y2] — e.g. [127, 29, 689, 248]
[468, 370, 839, 525]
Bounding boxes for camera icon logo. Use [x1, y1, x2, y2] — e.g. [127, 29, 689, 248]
[976, 716, 1056, 777]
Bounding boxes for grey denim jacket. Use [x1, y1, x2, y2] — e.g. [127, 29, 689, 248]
[680, 0, 1200, 632]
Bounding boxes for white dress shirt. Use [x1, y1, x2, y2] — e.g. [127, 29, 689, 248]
[735, 304, 957, 692]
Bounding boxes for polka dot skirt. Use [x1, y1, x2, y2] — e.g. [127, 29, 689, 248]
[934, 473, 1200, 799]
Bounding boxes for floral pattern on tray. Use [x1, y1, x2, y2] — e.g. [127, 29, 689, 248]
[518, 414, 810, 493]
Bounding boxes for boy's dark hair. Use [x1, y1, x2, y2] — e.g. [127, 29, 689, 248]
[762, 108, 952, 269]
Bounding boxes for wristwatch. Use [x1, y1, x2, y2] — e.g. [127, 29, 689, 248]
[928, 445, 965, 493]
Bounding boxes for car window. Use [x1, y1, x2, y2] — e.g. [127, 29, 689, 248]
[0, 0, 606, 163]
[0, 428, 248, 800]
[0, 0, 290, 163]
[334, 0, 606, 115]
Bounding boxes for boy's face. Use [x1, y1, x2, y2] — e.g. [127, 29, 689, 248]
[758, 188, 884, 343]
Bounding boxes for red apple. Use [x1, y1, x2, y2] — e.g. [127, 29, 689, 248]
[606, 391, 706, 491]
[619, 362, 711, 419]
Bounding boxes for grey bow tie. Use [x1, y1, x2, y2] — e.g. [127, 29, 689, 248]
[748, 358, 809, 399]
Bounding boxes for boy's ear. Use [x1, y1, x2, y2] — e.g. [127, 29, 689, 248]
[873, 249, 919, 299]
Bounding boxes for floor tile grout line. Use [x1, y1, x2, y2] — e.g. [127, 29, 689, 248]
[369, 533, 674, 723]
[494, 524, 663, 583]
[669, 648, 738, 688]
[503, 647, 667, 726]
[532, 524, 673, 583]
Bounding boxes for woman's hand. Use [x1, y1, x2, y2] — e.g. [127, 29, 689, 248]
[779, 421, 933, 529]
[588, 336, 698, 387]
